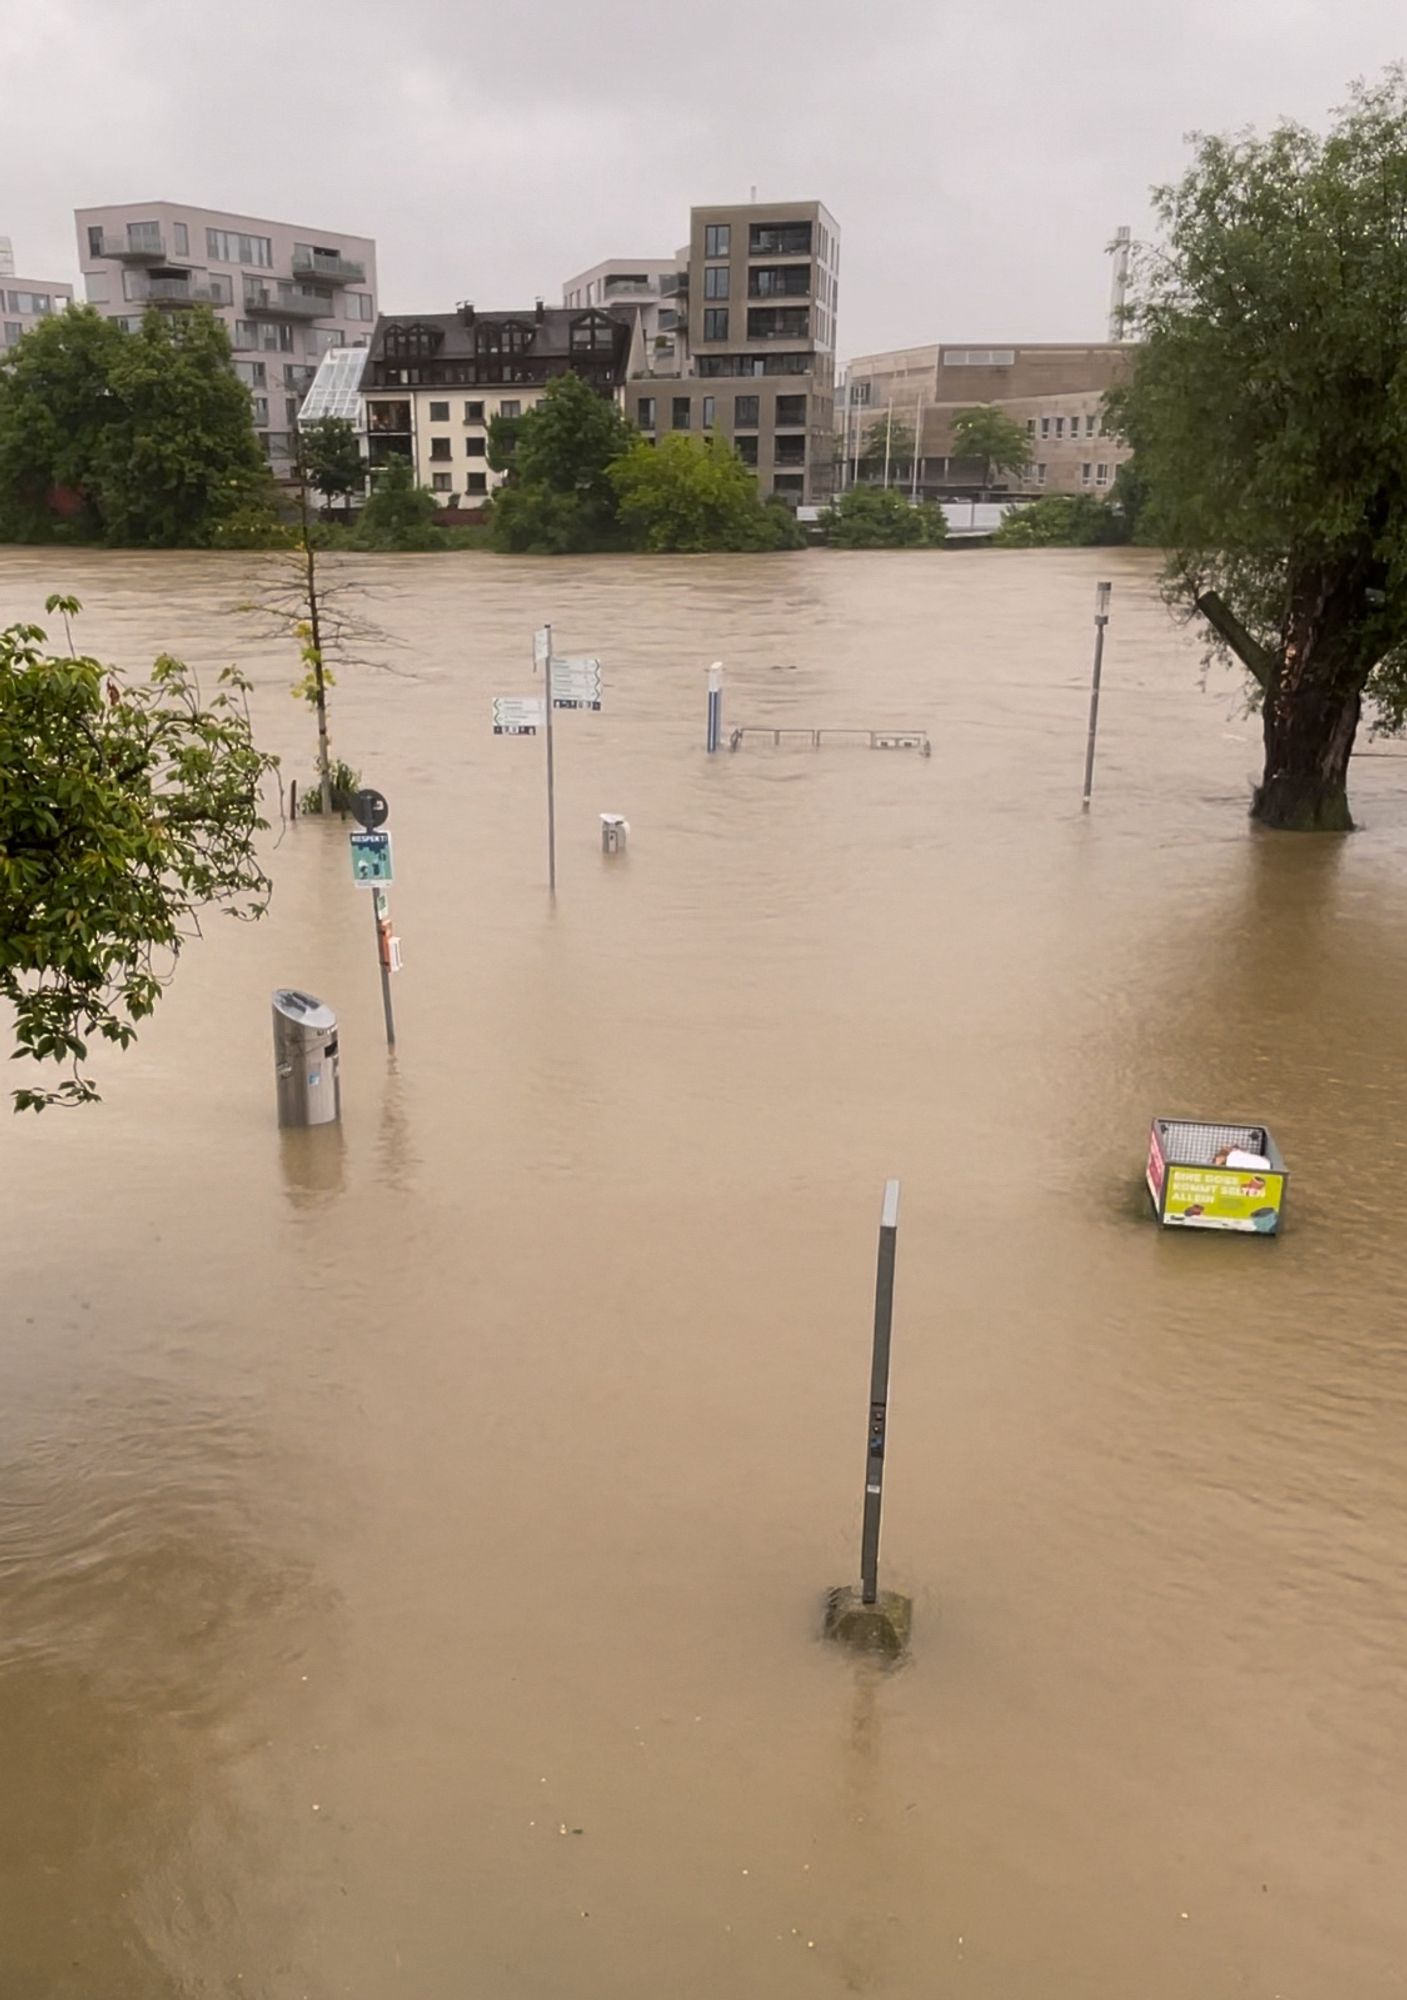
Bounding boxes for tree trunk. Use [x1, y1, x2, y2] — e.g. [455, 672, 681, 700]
[1253, 569, 1371, 832]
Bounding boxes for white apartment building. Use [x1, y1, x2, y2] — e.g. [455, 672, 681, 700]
[1, 236, 75, 350]
[74, 202, 377, 470]
[561, 257, 684, 377]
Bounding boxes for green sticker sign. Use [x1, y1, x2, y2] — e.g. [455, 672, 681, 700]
[350, 830, 393, 884]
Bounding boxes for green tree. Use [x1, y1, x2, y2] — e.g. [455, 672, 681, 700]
[487, 373, 635, 551]
[299, 416, 364, 519]
[91, 308, 274, 547]
[859, 413, 915, 475]
[949, 405, 1031, 489]
[824, 486, 947, 548]
[486, 412, 524, 477]
[993, 494, 1129, 547]
[0, 307, 125, 540]
[355, 454, 443, 550]
[1118, 68, 1407, 830]
[608, 434, 804, 552]
[0, 596, 278, 1110]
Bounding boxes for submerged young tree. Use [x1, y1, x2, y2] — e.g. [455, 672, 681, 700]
[1120, 68, 1407, 830]
[0, 597, 277, 1109]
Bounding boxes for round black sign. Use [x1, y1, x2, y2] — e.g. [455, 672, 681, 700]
[350, 787, 389, 831]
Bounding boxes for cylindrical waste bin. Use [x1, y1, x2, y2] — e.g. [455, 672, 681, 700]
[600, 813, 629, 855]
[272, 989, 341, 1128]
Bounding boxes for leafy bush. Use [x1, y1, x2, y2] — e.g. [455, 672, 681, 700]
[993, 494, 1130, 547]
[609, 434, 804, 552]
[823, 486, 947, 548]
[352, 456, 443, 551]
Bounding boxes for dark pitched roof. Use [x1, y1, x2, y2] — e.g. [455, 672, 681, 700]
[365, 305, 629, 364]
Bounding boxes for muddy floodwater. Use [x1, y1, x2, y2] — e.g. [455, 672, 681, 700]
[3, 546, 1407, 1998]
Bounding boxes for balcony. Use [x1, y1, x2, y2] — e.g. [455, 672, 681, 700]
[748, 225, 812, 258]
[137, 275, 231, 307]
[659, 271, 689, 296]
[284, 365, 319, 395]
[244, 283, 331, 320]
[90, 232, 167, 263]
[746, 311, 811, 342]
[291, 250, 366, 285]
[748, 268, 811, 299]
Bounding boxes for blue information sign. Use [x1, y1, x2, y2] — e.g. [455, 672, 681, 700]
[350, 829, 393, 884]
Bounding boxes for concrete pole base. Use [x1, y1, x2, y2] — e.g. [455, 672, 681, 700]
[823, 1585, 913, 1659]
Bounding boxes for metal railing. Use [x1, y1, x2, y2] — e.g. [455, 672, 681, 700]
[244, 284, 330, 319]
[140, 276, 230, 306]
[90, 232, 166, 260]
[291, 250, 366, 283]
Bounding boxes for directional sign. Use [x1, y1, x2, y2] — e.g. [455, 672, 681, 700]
[493, 695, 545, 735]
[350, 829, 393, 884]
[550, 655, 603, 711]
[533, 627, 551, 669]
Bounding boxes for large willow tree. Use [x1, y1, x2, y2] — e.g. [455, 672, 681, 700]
[1120, 70, 1407, 831]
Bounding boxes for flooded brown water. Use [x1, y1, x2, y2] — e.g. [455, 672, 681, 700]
[3, 546, 1407, 1999]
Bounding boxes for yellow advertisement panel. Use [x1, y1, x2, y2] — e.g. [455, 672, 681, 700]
[1164, 1165, 1285, 1234]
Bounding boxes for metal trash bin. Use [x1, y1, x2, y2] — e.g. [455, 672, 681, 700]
[272, 989, 341, 1128]
[1146, 1115, 1287, 1234]
[600, 813, 629, 855]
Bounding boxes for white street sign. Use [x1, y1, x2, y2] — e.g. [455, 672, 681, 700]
[550, 655, 603, 711]
[493, 695, 545, 735]
[533, 627, 551, 669]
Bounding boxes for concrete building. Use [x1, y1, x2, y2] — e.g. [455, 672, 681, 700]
[604, 199, 838, 506]
[562, 258, 683, 375]
[841, 341, 1134, 498]
[2, 271, 75, 348]
[358, 301, 632, 507]
[74, 202, 377, 469]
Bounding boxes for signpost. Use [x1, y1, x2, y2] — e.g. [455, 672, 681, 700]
[859, 1179, 901, 1606]
[495, 625, 605, 894]
[706, 661, 724, 753]
[1082, 581, 1113, 811]
[350, 788, 397, 1048]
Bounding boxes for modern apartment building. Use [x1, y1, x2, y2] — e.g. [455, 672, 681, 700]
[358, 301, 632, 507]
[74, 202, 377, 468]
[2, 272, 75, 349]
[841, 342, 1134, 498]
[610, 199, 839, 505]
[562, 258, 684, 375]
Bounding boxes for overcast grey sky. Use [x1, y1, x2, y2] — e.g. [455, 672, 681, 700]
[3, 0, 1404, 359]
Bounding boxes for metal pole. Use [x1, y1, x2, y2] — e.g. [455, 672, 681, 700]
[706, 660, 723, 753]
[1082, 582, 1112, 811]
[372, 886, 396, 1047]
[882, 402, 893, 489]
[859, 1179, 901, 1606]
[910, 392, 923, 502]
[542, 621, 557, 892]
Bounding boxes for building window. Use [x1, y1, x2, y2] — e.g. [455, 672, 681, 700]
[941, 348, 1015, 366]
[234, 360, 267, 388]
[772, 473, 805, 496]
[464, 400, 484, 422]
[1088, 413, 1099, 437]
[704, 223, 730, 258]
[126, 220, 162, 252]
[252, 396, 268, 425]
[432, 472, 453, 492]
[3, 322, 22, 346]
[672, 397, 691, 430]
[499, 400, 521, 419]
[749, 223, 812, 256]
[775, 394, 806, 427]
[703, 265, 729, 299]
[703, 308, 728, 341]
[173, 221, 189, 257]
[347, 294, 374, 322]
[734, 394, 760, 427]
[702, 395, 715, 429]
[6, 291, 51, 315]
[429, 400, 450, 421]
[1096, 462, 1109, 486]
[1036, 463, 1047, 485]
[570, 312, 616, 352]
[429, 437, 452, 460]
[206, 228, 272, 266]
[1040, 416, 1050, 439]
[465, 436, 486, 456]
[1080, 462, 1092, 487]
[467, 472, 488, 494]
[736, 434, 758, 466]
[87, 225, 104, 257]
[1054, 416, 1064, 439]
[637, 396, 656, 430]
[307, 328, 343, 356]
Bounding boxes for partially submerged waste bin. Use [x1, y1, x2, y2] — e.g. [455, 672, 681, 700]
[1146, 1117, 1287, 1234]
[272, 989, 340, 1128]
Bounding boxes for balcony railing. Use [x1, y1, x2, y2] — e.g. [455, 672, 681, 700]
[90, 232, 167, 262]
[748, 229, 812, 257]
[244, 284, 331, 320]
[291, 250, 366, 285]
[138, 276, 231, 307]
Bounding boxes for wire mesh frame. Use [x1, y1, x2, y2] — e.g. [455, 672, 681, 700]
[1158, 1119, 1267, 1166]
